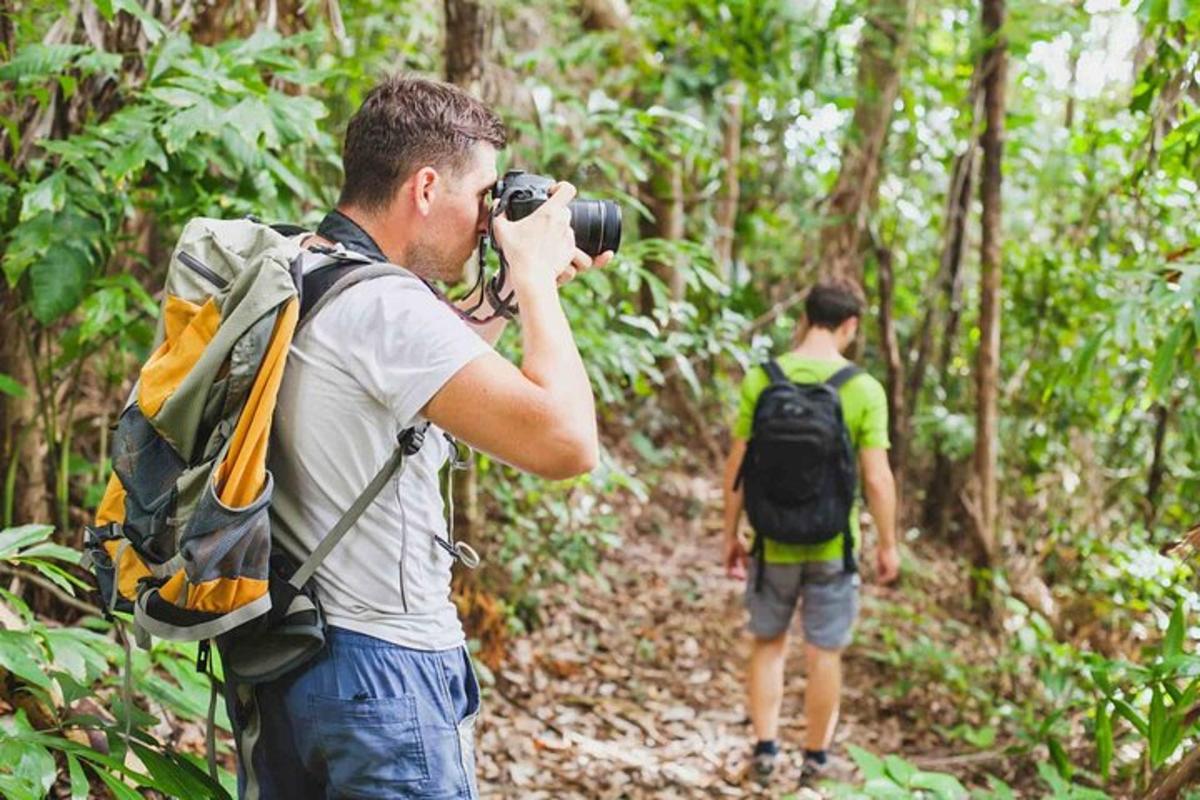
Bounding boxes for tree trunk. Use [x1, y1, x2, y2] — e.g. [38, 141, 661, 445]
[871, 236, 906, 518]
[638, 158, 687, 311]
[443, 0, 492, 97]
[1145, 400, 1173, 528]
[905, 135, 977, 414]
[579, 0, 631, 31]
[713, 81, 744, 283]
[0, 293, 50, 527]
[819, 0, 914, 286]
[972, 0, 1007, 611]
[1145, 745, 1200, 800]
[443, 0, 493, 544]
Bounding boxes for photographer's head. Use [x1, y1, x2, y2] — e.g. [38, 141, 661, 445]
[804, 278, 864, 352]
[339, 75, 507, 281]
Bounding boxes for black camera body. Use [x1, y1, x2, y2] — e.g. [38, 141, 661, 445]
[492, 170, 621, 256]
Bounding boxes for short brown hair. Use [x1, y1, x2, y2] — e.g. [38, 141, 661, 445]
[805, 279, 864, 329]
[339, 75, 507, 210]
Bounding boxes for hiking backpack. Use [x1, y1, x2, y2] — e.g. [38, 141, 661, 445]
[735, 360, 861, 587]
[81, 217, 439, 686]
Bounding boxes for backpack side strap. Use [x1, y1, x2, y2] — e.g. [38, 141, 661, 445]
[762, 359, 790, 385]
[288, 425, 428, 591]
[826, 363, 862, 390]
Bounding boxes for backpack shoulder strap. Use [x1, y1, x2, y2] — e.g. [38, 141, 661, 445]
[297, 258, 402, 331]
[762, 359, 790, 385]
[826, 363, 862, 391]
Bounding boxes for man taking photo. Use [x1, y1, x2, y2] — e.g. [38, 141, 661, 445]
[232, 75, 612, 799]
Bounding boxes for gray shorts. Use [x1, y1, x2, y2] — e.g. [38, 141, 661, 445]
[744, 558, 861, 650]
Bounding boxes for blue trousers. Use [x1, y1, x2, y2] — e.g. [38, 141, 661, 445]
[228, 627, 481, 799]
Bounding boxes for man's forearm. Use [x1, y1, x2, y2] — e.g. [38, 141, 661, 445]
[864, 475, 898, 548]
[512, 275, 595, 431]
[722, 447, 745, 540]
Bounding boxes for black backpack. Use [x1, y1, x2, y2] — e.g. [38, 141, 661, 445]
[735, 359, 861, 589]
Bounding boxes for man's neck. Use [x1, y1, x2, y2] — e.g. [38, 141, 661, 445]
[792, 328, 844, 360]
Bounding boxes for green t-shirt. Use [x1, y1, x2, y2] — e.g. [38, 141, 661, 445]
[734, 353, 890, 564]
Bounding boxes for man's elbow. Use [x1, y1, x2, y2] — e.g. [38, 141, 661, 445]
[532, 422, 598, 480]
[862, 468, 895, 498]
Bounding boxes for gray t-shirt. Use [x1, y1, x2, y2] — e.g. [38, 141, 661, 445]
[269, 267, 491, 651]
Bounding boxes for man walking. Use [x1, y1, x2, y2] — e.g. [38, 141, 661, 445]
[722, 279, 900, 786]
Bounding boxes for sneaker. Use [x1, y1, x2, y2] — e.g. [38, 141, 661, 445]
[798, 752, 854, 787]
[751, 750, 776, 784]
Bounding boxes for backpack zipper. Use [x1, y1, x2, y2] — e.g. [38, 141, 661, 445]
[177, 251, 229, 290]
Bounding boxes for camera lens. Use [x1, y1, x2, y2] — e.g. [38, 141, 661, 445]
[568, 199, 622, 257]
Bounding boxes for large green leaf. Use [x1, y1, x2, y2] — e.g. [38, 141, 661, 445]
[0, 525, 54, 560]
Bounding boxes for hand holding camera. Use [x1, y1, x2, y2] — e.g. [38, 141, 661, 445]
[488, 171, 620, 305]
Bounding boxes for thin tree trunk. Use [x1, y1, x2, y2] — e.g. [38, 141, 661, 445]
[819, 0, 914, 286]
[443, 0, 491, 97]
[713, 81, 744, 283]
[905, 137, 977, 413]
[1145, 400, 1173, 528]
[0, 294, 50, 527]
[972, 0, 1007, 612]
[443, 0, 493, 544]
[638, 158, 686, 311]
[871, 235, 906, 517]
[1145, 745, 1200, 800]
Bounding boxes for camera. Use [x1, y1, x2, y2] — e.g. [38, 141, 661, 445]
[492, 170, 621, 256]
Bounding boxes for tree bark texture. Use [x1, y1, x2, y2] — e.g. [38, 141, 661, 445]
[872, 237, 906, 518]
[443, 0, 494, 543]
[905, 135, 977, 415]
[444, 0, 492, 98]
[819, 0, 914, 287]
[1146, 745, 1200, 800]
[973, 0, 1007, 585]
[713, 81, 744, 283]
[1145, 400, 1173, 528]
[638, 158, 687, 311]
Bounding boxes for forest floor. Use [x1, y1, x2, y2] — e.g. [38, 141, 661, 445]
[475, 472, 1018, 799]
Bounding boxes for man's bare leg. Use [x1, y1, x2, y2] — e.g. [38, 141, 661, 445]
[749, 632, 789, 741]
[803, 642, 842, 750]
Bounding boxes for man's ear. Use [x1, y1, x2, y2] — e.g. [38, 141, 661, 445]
[410, 166, 440, 217]
[842, 316, 860, 344]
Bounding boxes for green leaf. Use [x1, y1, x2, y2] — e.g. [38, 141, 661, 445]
[65, 753, 88, 800]
[1165, 603, 1186, 659]
[910, 771, 968, 798]
[25, 212, 104, 323]
[0, 630, 52, 689]
[0, 44, 90, 82]
[1096, 701, 1113, 780]
[1113, 697, 1150, 738]
[1149, 322, 1185, 396]
[1150, 684, 1167, 766]
[883, 753, 917, 786]
[0, 525, 54, 560]
[94, 766, 149, 800]
[18, 172, 68, 221]
[847, 744, 887, 780]
[0, 373, 26, 398]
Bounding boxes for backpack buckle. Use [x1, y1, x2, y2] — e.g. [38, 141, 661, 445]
[398, 426, 428, 456]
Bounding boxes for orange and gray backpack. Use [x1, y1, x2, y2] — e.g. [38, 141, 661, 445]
[81, 217, 434, 688]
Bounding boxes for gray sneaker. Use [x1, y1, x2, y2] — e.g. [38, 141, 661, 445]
[752, 751, 776, 784]
[799, 752, 854, 786]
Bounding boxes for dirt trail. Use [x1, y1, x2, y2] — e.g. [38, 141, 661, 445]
[476, 477, 902, 799]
